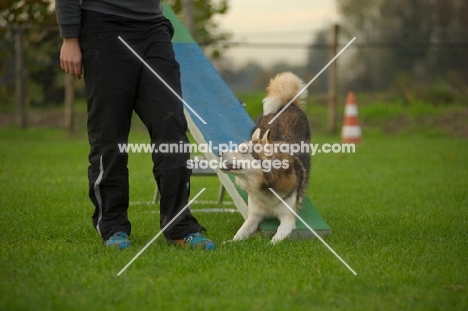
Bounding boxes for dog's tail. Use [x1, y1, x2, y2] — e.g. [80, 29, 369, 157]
[262, 72, 307, 115]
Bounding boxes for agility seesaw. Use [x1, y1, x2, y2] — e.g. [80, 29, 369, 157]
[162, 4, 331, 239]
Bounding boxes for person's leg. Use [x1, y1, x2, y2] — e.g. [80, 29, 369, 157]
[133, 17, 207, 240]
[81, 10, 140, 241]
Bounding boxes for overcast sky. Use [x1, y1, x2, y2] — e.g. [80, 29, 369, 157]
[217, 0, 338, 67]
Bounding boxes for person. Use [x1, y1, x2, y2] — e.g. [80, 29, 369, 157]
[55, 0, 215, 250]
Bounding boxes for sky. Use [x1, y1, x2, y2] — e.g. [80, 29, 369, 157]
[217, 0, 338, 67]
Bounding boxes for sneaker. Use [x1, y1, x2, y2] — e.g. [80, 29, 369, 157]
[105, 231, 131, 249]
[168, 232, 216, 250]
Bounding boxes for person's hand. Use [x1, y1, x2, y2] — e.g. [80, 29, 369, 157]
[60, 38, 83, 79]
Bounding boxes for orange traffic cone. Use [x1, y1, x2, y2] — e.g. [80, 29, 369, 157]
[341, 91, 361, 143]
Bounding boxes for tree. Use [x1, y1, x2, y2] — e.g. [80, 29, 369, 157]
[0, 0, 56, 26]
[0, 0, 61, 108]
[165, 0, 231, 58]
[305, 29, 330, 94]
[337, 0, 468, 92]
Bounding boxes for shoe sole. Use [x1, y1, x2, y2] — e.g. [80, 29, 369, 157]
[105, 241, 131, 249]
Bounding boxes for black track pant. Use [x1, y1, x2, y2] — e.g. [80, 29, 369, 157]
[80, 10, 205, 241]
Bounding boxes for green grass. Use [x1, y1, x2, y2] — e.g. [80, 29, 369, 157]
[0, 125, 467, 310]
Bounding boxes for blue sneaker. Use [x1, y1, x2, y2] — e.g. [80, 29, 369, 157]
[105, 231, 131, 249]
[168, 232, 216, 250]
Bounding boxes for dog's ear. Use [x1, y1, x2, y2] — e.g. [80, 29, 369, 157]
[261, 129, 271, 144]
[251, 128, 261, 141]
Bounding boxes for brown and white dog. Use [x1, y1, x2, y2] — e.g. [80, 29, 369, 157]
[220, 72, 311, 244]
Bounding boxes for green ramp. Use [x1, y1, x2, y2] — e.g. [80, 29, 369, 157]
[163, 4, 331, 239]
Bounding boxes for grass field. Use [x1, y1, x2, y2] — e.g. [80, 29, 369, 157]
[1, 112, 467, 310]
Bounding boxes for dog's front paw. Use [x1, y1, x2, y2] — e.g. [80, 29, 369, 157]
[270, 237, 282, 245]
[232, 234, 245, 241]
[270, 233, 290, 244]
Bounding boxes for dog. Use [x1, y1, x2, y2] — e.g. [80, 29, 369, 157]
[220, 72, 311, 244]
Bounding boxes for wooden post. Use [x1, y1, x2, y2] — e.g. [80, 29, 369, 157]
[327, 24, 339, 134]
[64, 73, 75, 133]
[182, 0, 194, 36]
[14, 26, 26, 128]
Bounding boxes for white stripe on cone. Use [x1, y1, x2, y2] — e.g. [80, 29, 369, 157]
[342, 126, 361, 138]
[344, 104, 358, 116]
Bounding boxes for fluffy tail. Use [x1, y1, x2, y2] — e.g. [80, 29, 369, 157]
[262, 72, 307, 115]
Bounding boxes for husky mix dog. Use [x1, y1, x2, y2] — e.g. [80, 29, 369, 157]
[220, 72, 311, 244]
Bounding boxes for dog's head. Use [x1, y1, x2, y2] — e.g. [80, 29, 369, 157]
[219, 129, 290, 175]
